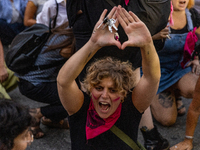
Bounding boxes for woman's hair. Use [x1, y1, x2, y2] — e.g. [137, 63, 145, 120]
[0, 99, 33, 150]
[83, 57, 137, 97]
[187, 0, 194, 9]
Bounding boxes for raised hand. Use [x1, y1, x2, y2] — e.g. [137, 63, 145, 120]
[90, 7, 121, 49]
[116, 6, 152, 50]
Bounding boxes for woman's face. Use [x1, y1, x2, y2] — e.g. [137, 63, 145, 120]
[91, 77, 124, 119]
[172, 0, 189, 11]
[12, 128, 33, 150]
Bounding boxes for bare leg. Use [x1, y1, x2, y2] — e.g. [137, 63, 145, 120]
[139, 107, 170, 150]
[151, 90, 177, 126]
[139, 107, 154, 130]
[170, 76, 200, 150]
[174, 72, 198, 98]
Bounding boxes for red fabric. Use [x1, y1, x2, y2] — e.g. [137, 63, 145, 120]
[169, 1, 174, 26]
[124, 0, 129, 5]
[181, 27, 198, 68]
[86, 99, 122, 140]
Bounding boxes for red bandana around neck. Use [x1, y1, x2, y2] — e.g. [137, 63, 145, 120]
[181, 27, 198, 68]
[86, 99, 122, 140]
[124, 0, 129, 6]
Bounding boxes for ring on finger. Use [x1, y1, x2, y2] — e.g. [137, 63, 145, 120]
[114, 32, 119, 41]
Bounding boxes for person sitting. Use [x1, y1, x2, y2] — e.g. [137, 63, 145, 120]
[57, 6, 160, 149]
[0, 0, 25, 100]
[0, 99, 33, 150]
[36, 0, 68, 28]
[24, 0, 49, 27]
[0, 40, 18, 99]
[16, 0, 74, 139]
[140, 0, 200, 127]
[0, 0, 28, 46]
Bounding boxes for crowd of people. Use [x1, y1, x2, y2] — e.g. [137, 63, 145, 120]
[1, 0, 200, 150]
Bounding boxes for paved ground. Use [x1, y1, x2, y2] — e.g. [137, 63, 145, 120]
[8, 87, 200, 150]
[4, 46, 200, 150]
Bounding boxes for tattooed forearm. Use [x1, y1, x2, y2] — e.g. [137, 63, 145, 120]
[158, 91, 174, 108]
[84, 52, 92, 63]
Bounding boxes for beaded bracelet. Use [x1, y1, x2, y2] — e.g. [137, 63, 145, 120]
[185, 135, 194, 139]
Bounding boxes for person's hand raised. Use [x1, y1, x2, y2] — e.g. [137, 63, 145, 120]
[90, 7, 121, 49]
[117, 6, 152, 50]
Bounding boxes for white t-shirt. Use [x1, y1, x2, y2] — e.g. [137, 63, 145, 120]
[29, 0, 49, 16]
[36, 0, 68, 28]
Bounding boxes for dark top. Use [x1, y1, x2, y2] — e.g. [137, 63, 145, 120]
[68, 92, 142, 150]
[153, 8, 200, 55]
[171, 8, 200, 34]
[67, 0, 171, 81]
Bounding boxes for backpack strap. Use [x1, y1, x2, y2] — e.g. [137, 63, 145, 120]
[110, 125, 146, 150]
[53, 0, 59, 28]
[49, 0, 59, 32]
[105, 0, 116, 7]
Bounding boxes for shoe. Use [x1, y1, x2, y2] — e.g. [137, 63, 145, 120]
[176, 97, 186, 116]
[41, 117, 69, 129]
[140, 125, 170, 150]
[29, 108, 45, 139]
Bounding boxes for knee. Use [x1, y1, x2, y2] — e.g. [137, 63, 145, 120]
[155, 114, 177, 127]
[182, 88, 194, 98]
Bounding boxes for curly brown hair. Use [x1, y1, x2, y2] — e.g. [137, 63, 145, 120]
[82, 57, 137, 97]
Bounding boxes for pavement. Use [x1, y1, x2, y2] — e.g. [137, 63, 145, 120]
[8, 87, 200, 150]
[4, 45, 200, 150]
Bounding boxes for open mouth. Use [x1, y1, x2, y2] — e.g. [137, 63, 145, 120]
[99, 102, 110, 111]
[179, 1, 186, 4]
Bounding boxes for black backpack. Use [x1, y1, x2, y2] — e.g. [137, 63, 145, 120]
[5, 0, 59, 75]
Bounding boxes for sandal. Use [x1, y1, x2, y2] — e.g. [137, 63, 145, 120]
[176, 97, 186, 116]
[29, 108, 45, 139]
[41, 117, 70, 129]
[31, 126, 45, 139]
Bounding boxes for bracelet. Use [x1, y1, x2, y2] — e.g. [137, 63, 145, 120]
[185, 135, 194, 139]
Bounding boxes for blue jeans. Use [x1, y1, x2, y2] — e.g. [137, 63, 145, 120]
[18, 79, 68, 122]
[0, 19, 25, 45]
